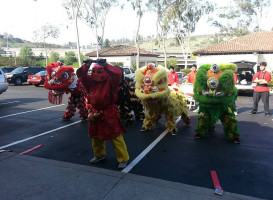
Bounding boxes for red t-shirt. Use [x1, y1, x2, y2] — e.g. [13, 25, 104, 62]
[252, 71, 271, 92]
[168, 72, 179, 85]
[187, 71, 197, 84]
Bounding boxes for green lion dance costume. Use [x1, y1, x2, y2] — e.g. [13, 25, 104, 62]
[193, 63, 240, 144]
[135, 64, 190, 135]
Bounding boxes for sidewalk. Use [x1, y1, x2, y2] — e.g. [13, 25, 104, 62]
[0, 152, 262, 200]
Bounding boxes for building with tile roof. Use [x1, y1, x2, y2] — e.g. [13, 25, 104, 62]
[85, 45, 159, 68]
[193, 31, 273, 72]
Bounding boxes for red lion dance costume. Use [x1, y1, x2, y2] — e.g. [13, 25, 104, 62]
[44, 62, 88, 121]
[77, 59, 129, 169]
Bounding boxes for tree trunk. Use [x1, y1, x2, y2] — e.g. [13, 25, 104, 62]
[163, 37, 167, 68]
[135, 5, 141, 69]
[75, 17, 81, 67]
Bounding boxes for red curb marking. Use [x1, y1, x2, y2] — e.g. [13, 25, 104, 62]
[210, 170, 224, 196]
[20, 144, 44, 155]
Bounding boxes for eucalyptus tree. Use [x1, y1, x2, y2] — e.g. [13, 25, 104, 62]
[81, 0, 119, 58]
[147, 0, 176, 68]
[212, 0, 271, 37]
[33, 24, 59, 66]
[127, 0, 144, 69]
[63, 0, 83, 67]
[168, 0, 214, 68]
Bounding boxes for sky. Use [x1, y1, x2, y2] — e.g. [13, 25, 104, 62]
[0, 0, 273, 46]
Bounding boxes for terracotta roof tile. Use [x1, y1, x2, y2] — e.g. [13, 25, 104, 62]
[193, 31, 273, 55]
[85, 45, 159, 57]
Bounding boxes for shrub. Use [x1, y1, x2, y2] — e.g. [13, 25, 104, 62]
[180, 68, 191, 74]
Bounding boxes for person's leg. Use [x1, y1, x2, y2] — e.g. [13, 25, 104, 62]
[219, 110, 240, 144]
[261, 92, 270, 114]
[251, 91, 260, 113]
[76, 96, 88, 120]
[111, 134, 129, 163]
[91, 138, 106, 158]
[62, 96, 76, 119]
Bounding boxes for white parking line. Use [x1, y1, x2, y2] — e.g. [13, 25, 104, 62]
[121, 117, 181, 173]
[0, 120, 81, 150]
[0, 101, 20, 105]
[0, 104, 64, 119]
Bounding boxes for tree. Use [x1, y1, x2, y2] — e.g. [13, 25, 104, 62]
[19, 46, 34, 66]
[63, 0, 83, 67]
[168, 0, 213, 68]
[80, 52, 88, 63]
[65, 51, 77, 65]
[211, 0, 271, 36]
[49, 51, 60, 63]
[81, 0, 119, 58]
[128, 0, 144, 69]
[103, 39, 111, 48]
[33, 24, 59, 66]
[147, 0, 175, 68]
[167, 58, 178, 71]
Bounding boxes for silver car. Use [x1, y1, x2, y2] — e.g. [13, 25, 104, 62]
[0, 68, 8, 94]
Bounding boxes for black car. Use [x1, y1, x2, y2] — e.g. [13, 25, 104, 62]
[6, 66, 45, 85]
[1, 67, 16, 74]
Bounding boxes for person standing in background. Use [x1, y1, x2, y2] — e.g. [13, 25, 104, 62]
[168, 66, 179, 86]
[249, 62, 271, 116]
[187, 64, 198, 112]
[186, 64, 197, 84]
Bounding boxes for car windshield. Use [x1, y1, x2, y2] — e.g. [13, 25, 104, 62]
[35, 71, 47, 76]
[12, 68, 25, 74]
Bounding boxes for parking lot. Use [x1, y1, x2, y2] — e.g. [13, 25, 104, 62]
[1, 85, 273, 199]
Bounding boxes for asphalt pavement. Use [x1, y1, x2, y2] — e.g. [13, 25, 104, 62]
[0, 85, 272, 200]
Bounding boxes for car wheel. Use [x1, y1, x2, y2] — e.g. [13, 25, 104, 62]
[14, 77, 22, 85]
[34, 84, 40, 87]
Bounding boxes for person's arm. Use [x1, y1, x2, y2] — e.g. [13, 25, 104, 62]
[253, 72, 269, 84]
[261, 72, 271, 84]
[76, 64, 92, 89]
[103, 64, 122, 88]
[187, 72, 191, 83]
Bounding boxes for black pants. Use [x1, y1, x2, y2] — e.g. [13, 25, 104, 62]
[252, 91, 270, 114]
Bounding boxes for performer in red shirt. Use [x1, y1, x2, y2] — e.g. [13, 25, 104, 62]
[249, 62, 271, 116]
[168, 66, 179, 86]
[77, 59, 129, 168]
[187, 64, 197, 84]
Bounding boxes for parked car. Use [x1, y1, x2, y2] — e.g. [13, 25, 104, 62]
[1, 67, 16, 74]
[123, 67, 135, 79]
[176, 72, 186, 84]
[232, 61, 257, 93]
[6, 66, 45, 85]
[0, 68, 8, 94]
[27, 70, 47, 87]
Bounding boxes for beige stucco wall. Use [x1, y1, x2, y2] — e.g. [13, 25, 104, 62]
[87, 56, 157, 68]
[195, 53, 273, 73]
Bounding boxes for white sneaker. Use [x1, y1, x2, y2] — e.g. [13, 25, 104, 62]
[89, 156, 106, 164]
[234, 112, 238, 116]
[118, 161, 128, 169]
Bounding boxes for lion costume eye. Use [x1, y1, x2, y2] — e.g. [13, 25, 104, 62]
[158, 78, 165, 84]
[143, 75, 153, 86]
[62, 72, 69, 79]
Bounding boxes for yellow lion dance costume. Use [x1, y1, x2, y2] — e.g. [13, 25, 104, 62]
[135, 64, 190, 135]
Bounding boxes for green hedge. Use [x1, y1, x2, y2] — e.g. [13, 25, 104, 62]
[180, 68, 191, 74]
